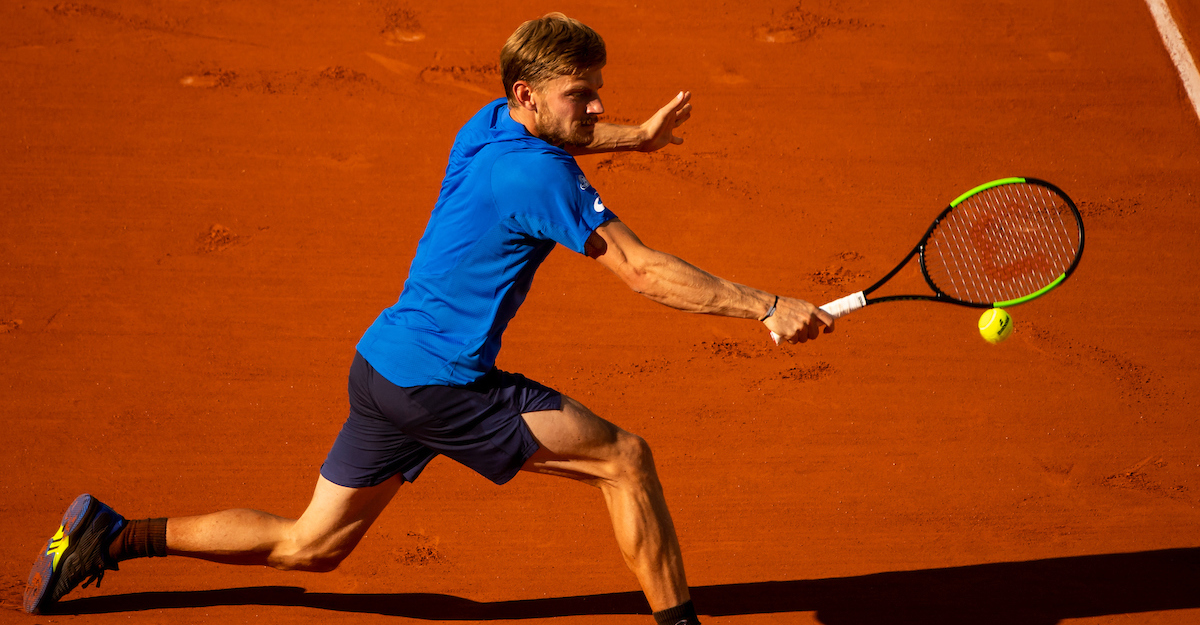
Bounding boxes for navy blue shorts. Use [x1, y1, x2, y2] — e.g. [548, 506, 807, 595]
[320, 352, 562, 488]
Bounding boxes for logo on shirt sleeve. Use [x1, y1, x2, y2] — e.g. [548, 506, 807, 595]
[593, 196, 607, 213]
[577, 174, 592, 191]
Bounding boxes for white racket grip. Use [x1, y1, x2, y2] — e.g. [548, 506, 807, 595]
[768, 291, 866, 345]
[820, 291, 867, 319]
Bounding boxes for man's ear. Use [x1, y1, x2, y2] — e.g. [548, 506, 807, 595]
[512, 80, 538, 112]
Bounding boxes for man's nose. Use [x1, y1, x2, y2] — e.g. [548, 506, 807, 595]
[587, 98, 604, 115]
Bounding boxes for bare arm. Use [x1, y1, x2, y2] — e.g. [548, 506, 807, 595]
[565, 91, 693, 156]
[586, 219, 834, 344]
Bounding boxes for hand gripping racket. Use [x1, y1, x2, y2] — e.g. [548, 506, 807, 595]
[772, 177, 1084, 341]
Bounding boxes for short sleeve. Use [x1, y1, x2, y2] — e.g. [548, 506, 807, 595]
[492, 150, 618, 254]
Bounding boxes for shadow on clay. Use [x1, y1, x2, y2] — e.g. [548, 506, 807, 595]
[52, 547, 1200, 624]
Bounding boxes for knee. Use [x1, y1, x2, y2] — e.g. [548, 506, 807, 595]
[272, 539, 351, 572]
[612, 432, 658, 484]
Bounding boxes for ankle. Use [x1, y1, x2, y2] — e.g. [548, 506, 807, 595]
[107, 518, 169, 562]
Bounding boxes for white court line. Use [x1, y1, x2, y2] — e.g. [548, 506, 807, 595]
[1144, 0, 1200, 122]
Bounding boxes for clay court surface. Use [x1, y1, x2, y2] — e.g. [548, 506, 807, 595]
[3, 0, 1200, 623]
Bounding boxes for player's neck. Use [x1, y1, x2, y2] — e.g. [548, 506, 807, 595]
[507, 105, 540, 139]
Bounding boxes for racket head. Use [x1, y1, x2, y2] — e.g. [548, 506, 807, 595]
[918, 177, 1084, 308]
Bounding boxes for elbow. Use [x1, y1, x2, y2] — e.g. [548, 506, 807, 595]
[618, 259, 682, 308]
[602, 244, 674, 302]
[619, 264, 654, 295]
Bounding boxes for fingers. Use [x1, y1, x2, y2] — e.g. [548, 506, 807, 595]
[640, 91, 691, 152]
[672, 92, 692, 126]
[666, 94, 691, 145]
[675, 102, 692, 126]
[671, 89, 691, 108]
[766, 297, 835, 345]
[656, 91, 688, 119]
[789, 323, 819, 344]
[816, 308, 835, 332]
[659, 91, 691, 127]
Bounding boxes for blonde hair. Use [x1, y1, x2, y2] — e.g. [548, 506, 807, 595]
[501, 13, 606, 106]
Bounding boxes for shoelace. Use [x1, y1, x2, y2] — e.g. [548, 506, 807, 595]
[78, 509, 122, 591]
[79, 563, 111, 589]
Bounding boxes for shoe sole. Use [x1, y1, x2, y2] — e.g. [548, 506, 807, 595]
[25, 494, 97, 614]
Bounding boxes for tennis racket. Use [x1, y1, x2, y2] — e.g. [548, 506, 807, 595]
[773, 177, 1084, 341]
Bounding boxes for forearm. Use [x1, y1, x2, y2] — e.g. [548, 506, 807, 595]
[564, 123, 647, 156]
[622, 250, 774, 319]
[567, 91, 691, 156]
[590, 220, 831, 343]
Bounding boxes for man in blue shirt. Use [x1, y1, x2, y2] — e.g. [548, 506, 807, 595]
[27, 13, 833, 625]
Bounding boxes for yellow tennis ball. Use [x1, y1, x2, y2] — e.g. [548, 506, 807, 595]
[978, 308, 1014, 344]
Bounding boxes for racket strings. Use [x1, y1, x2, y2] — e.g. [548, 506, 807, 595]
[924, 183, 1081, 304]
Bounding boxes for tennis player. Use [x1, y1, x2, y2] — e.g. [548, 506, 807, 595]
[25, 13, 833, 624]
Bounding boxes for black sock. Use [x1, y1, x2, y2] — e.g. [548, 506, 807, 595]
[107, 518, 169, 562]
[653, 599, 700, 625]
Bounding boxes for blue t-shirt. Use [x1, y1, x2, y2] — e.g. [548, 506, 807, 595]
[356, 98, 618, 386]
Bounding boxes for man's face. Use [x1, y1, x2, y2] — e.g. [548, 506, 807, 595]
[531, 66, 605, 148]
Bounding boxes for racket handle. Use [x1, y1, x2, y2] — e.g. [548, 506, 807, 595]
[820, 291, 867, 319]
[768, 291, 866, 344]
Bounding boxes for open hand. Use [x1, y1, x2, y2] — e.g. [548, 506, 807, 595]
[637, 91, 692, 152]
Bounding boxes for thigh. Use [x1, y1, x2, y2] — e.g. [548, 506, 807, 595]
[291, 474, 403, 554]
[520, 395, 632, 484]
[321, 406, 438, 488]
[348, 354, 565, 486]
[397, 369, 559, 485]
[324, 352, 442, 486]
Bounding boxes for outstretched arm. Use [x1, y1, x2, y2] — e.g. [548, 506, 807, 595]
[565, 91, 693, 156]
[585, 219, 834, 344]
